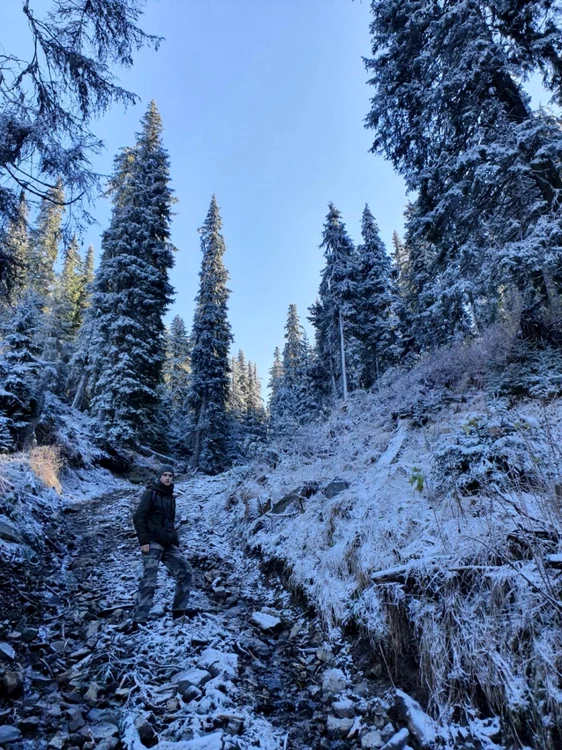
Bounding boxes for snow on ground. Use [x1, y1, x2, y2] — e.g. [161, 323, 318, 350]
[196, 357, 562, 746]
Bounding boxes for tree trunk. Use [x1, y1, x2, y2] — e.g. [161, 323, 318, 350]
[189, 395, 206, 470]
[72, 371, 88, 411]
[338, 309, 348, 402]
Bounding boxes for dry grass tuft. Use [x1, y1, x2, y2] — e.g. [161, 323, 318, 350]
[29, 445, 63, 494]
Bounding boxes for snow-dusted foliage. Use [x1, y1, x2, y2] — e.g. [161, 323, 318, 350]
[87, 102, 175, 447]
[187, 196, 233, 473]
[365, 0, 562, 344]
[0, 0, 158, 225]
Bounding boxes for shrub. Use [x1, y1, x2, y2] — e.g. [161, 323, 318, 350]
[28, 445, 63, 494]
[433, 402, 547, 496]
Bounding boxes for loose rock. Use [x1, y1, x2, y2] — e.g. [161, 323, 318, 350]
[333, 698, 355, 718]
[250, 611, 282, 631]
[323, 478, 350, 499]
[394, 689, 437, 748]
[91, 721, 119, 740]
[0, 670, 24, 698]
[362, 729, 385, 749]
[322, 668, 347, 697]
[0, 725, 22, 744]
[327, 715, 354, 739]
[380, 728, 410, 750]
[0, 643, 16, 661]
[134, 716, 158, 747]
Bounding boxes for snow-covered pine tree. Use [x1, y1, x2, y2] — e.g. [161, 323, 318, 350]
[187, 196, 233, 473]
[365, 0, 562, 340]
[77, 244, 95, 322]
[268, 346, 283, 427]
[309, 204, 360, 402]
[88, 101, 175, 446]
[0, 191, 29, 307]
[391, 231, 408, 288]
[40, 235, 85, 392]
[0, 293, 46, 450]
[59, 236, 86, 339]
[29, 180, 64, 299]
[354, 205, 399, 387]
[160, 314, 191, 453]
[229, 350, 249, 420]
[245, 361, 266, 438]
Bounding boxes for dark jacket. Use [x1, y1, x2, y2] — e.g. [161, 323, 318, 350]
[133, 481, 179, 548]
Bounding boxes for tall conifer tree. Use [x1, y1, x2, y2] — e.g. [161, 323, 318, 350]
[310, 204, 360, 401]
[354, 205, 399, 387]
[0, 192, 29, 306]
[187, 196, 233, 473]
[88, 102, 175, 445]
[365, 0, 562, 339]
[29, 180, 64, 299]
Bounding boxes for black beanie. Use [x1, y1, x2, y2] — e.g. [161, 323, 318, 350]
[158, 464, 175, 480]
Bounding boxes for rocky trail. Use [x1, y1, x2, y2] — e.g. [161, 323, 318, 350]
[0, 478, 426, 750]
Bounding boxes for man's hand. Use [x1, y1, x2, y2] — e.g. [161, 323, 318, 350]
[141, 544, 150, 554]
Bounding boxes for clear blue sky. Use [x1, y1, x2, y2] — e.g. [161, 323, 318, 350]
[3, 0, 409, 394]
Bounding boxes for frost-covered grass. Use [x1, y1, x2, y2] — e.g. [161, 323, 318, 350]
[213, 334, 562, 747]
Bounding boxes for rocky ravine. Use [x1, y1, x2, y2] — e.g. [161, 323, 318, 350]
[0, 477, 437, 750]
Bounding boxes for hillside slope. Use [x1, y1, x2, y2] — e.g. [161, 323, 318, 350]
[218, 335, 562, 749]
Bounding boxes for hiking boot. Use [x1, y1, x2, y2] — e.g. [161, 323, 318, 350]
[172, 606, 202, 620]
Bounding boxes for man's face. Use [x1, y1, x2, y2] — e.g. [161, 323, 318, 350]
[160, 472, 174, 486]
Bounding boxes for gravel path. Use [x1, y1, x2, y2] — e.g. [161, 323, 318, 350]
[0, 478, 396, 750]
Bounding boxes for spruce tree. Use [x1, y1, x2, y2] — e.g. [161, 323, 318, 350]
[187, 196, 233, 473]
[365, 0, 562, 339]
[229, 350, 249, 420]
[88, 101, 175, 446]
[270, 306, 313, 431]
[309, 204, 360, 401]
[354, 205, 399, 387]
[59, 236, 86, 338]
[77, 244, 95, 322]
[245, 361, 266, 437]
[0, 191, 29, 307]
[159, 315, 191, 453]
[268, 346, 283, 427]
[29, 180, 64, 299]
[0, 293, 46, 450]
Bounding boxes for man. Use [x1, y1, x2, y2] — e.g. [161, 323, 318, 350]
[131, 465, 194, 626]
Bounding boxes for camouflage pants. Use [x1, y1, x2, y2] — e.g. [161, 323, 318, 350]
[133, 542, 193, 623]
